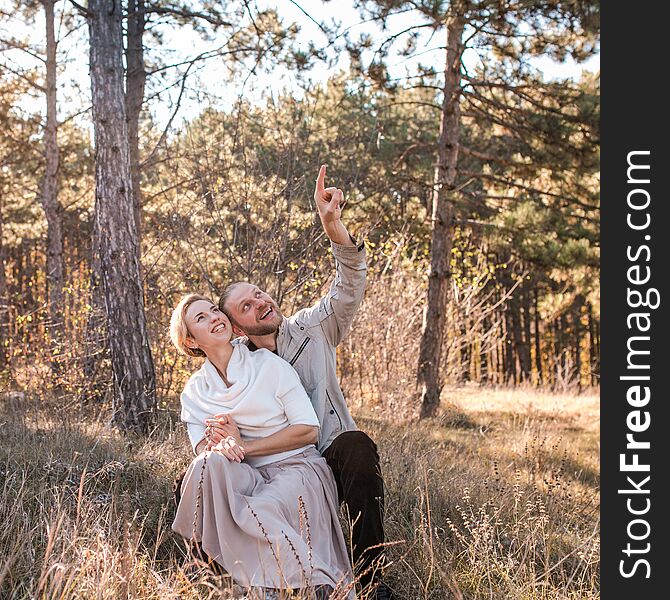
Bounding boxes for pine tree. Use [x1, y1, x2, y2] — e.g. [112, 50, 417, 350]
[349, 0, 599, 413]
[84, 0, 156, 432]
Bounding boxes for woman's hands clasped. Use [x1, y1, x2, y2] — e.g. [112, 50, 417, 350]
[204, 413, 245, 462]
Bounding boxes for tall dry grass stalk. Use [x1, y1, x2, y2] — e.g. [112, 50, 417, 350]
[0, 386, 598, 599]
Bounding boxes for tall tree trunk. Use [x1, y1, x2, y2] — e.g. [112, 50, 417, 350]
[587, 301, 597, 387]
[549, 319, 558, 389]
[557, 314, 568, 388]
[125, 0, 146, 235]
[87, 0, 156, 433]
[500, 315, 508, 384]
[594, 312, 600, 382]
[41, 0, 65, 382]
[505, 273, 528, 384]
[480, 316, 489, 384]
[573, 296, 583, 392]
[0, 196, 10, 371]
[505, 308, 517, 383]
[534, 288, 543, 385]
[460, 321, 471, 382]
[521, 286, 532, 382]
[83, 229, 107, 401]
[417, 11, 465, 418]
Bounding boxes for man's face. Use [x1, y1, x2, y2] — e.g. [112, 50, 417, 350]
[223, 283, 283, 336]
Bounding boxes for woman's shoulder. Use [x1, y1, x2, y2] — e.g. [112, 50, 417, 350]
[181, 360, 210, 397]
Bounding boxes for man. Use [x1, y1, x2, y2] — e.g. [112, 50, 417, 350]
[209, 165, 393, 599]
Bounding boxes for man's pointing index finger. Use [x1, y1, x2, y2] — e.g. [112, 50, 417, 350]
[315, 164, 327, 195]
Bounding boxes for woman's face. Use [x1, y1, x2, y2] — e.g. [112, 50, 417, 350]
[184, 300, 232, 354]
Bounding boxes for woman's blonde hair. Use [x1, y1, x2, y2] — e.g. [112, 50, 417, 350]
[169, 293, 213, 357]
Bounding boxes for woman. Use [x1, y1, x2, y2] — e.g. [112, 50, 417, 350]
[169, 294, 354, 598]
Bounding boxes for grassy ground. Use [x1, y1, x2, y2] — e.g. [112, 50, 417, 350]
[0, 386, 599, 599]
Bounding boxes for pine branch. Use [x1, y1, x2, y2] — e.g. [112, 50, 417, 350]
[0, 62, 45, 91]
[460, 170, 599, 213]
[139, 6, 232, 28]
[67, 0, 91, 18]
[0, 39, 46, 64]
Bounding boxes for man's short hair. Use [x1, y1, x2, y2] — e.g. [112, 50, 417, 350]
[217, 281, 248, 322]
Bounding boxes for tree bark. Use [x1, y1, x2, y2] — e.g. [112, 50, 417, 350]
[587, 301, 597, 386]
[549, 317, 561, 389]
[500, 315, 508, 384]
[125, 0, 146, 235]
[510, 297, 523, 382]
[556, 314, 568, 388]
[480, 315, 489, 384]
[573, 296, 583, 392]
[460, 321, 471, 382]
[83, 228, 107, 401]
[417, 11, 465, 418]
[534, 287, 543, 385]
[0, 196, 10, 371]
[41, 0, 65, 381]
[87, 0, 156, 433]
[521, 285, 532, 381]
[505, 308, 516, 383]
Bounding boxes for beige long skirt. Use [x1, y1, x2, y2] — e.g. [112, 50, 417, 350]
[173, 447, 355, 596]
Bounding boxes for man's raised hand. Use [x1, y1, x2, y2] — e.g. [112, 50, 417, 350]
[313, 164, 354, 246]
[314, 164, 343, 224]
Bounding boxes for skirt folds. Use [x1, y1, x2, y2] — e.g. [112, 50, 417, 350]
[172, 446, 354, 596]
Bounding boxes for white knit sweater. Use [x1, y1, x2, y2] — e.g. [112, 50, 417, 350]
[180, 344, 319, 467]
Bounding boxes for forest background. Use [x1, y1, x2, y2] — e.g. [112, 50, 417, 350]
[0, 1, 600, 598]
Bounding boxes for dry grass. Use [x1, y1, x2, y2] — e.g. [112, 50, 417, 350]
[0, 386, 599, 599]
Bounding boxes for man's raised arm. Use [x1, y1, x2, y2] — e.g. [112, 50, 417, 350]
[296, 165, 366, 346]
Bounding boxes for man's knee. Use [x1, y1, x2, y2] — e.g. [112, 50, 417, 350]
[337, 430, 378, 454]
[334, 431, 381, 474]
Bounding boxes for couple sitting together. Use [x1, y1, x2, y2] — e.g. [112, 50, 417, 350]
[169, 167, 393, 600]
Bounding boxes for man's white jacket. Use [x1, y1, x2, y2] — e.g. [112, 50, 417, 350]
[242, 239, 367, 452]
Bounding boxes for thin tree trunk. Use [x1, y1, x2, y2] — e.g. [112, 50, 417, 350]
[593, 312, 601, 382]
[88, 0, 156, 433]
[511, 294, 526, 383]
[11, 249, 22, 310]
[556, 314, 568, 388]
[480, 316, 489, 384]
[417, 12, 465, 418]
[505, 309, 516, 384]
[500, 315, 508, 384]
[507, 280, 527, 383]
[587, 301, 597, 386]
[0, 195, 10, 371]
[549, 319, 561, 389]
[41, 0, 65, 382]
[573, 296, 583, 392]
[125, 0, 146, 234]
[460, 321, 471, 382]
[522, 286, 532, 382]
[534, 288, 543, 385]
[83, 228, 107, 400]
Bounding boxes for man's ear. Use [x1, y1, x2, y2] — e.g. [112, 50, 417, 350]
[231, 323, 245, 337]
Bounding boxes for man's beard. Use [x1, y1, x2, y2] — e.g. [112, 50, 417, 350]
[240, 307, 282, 336]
